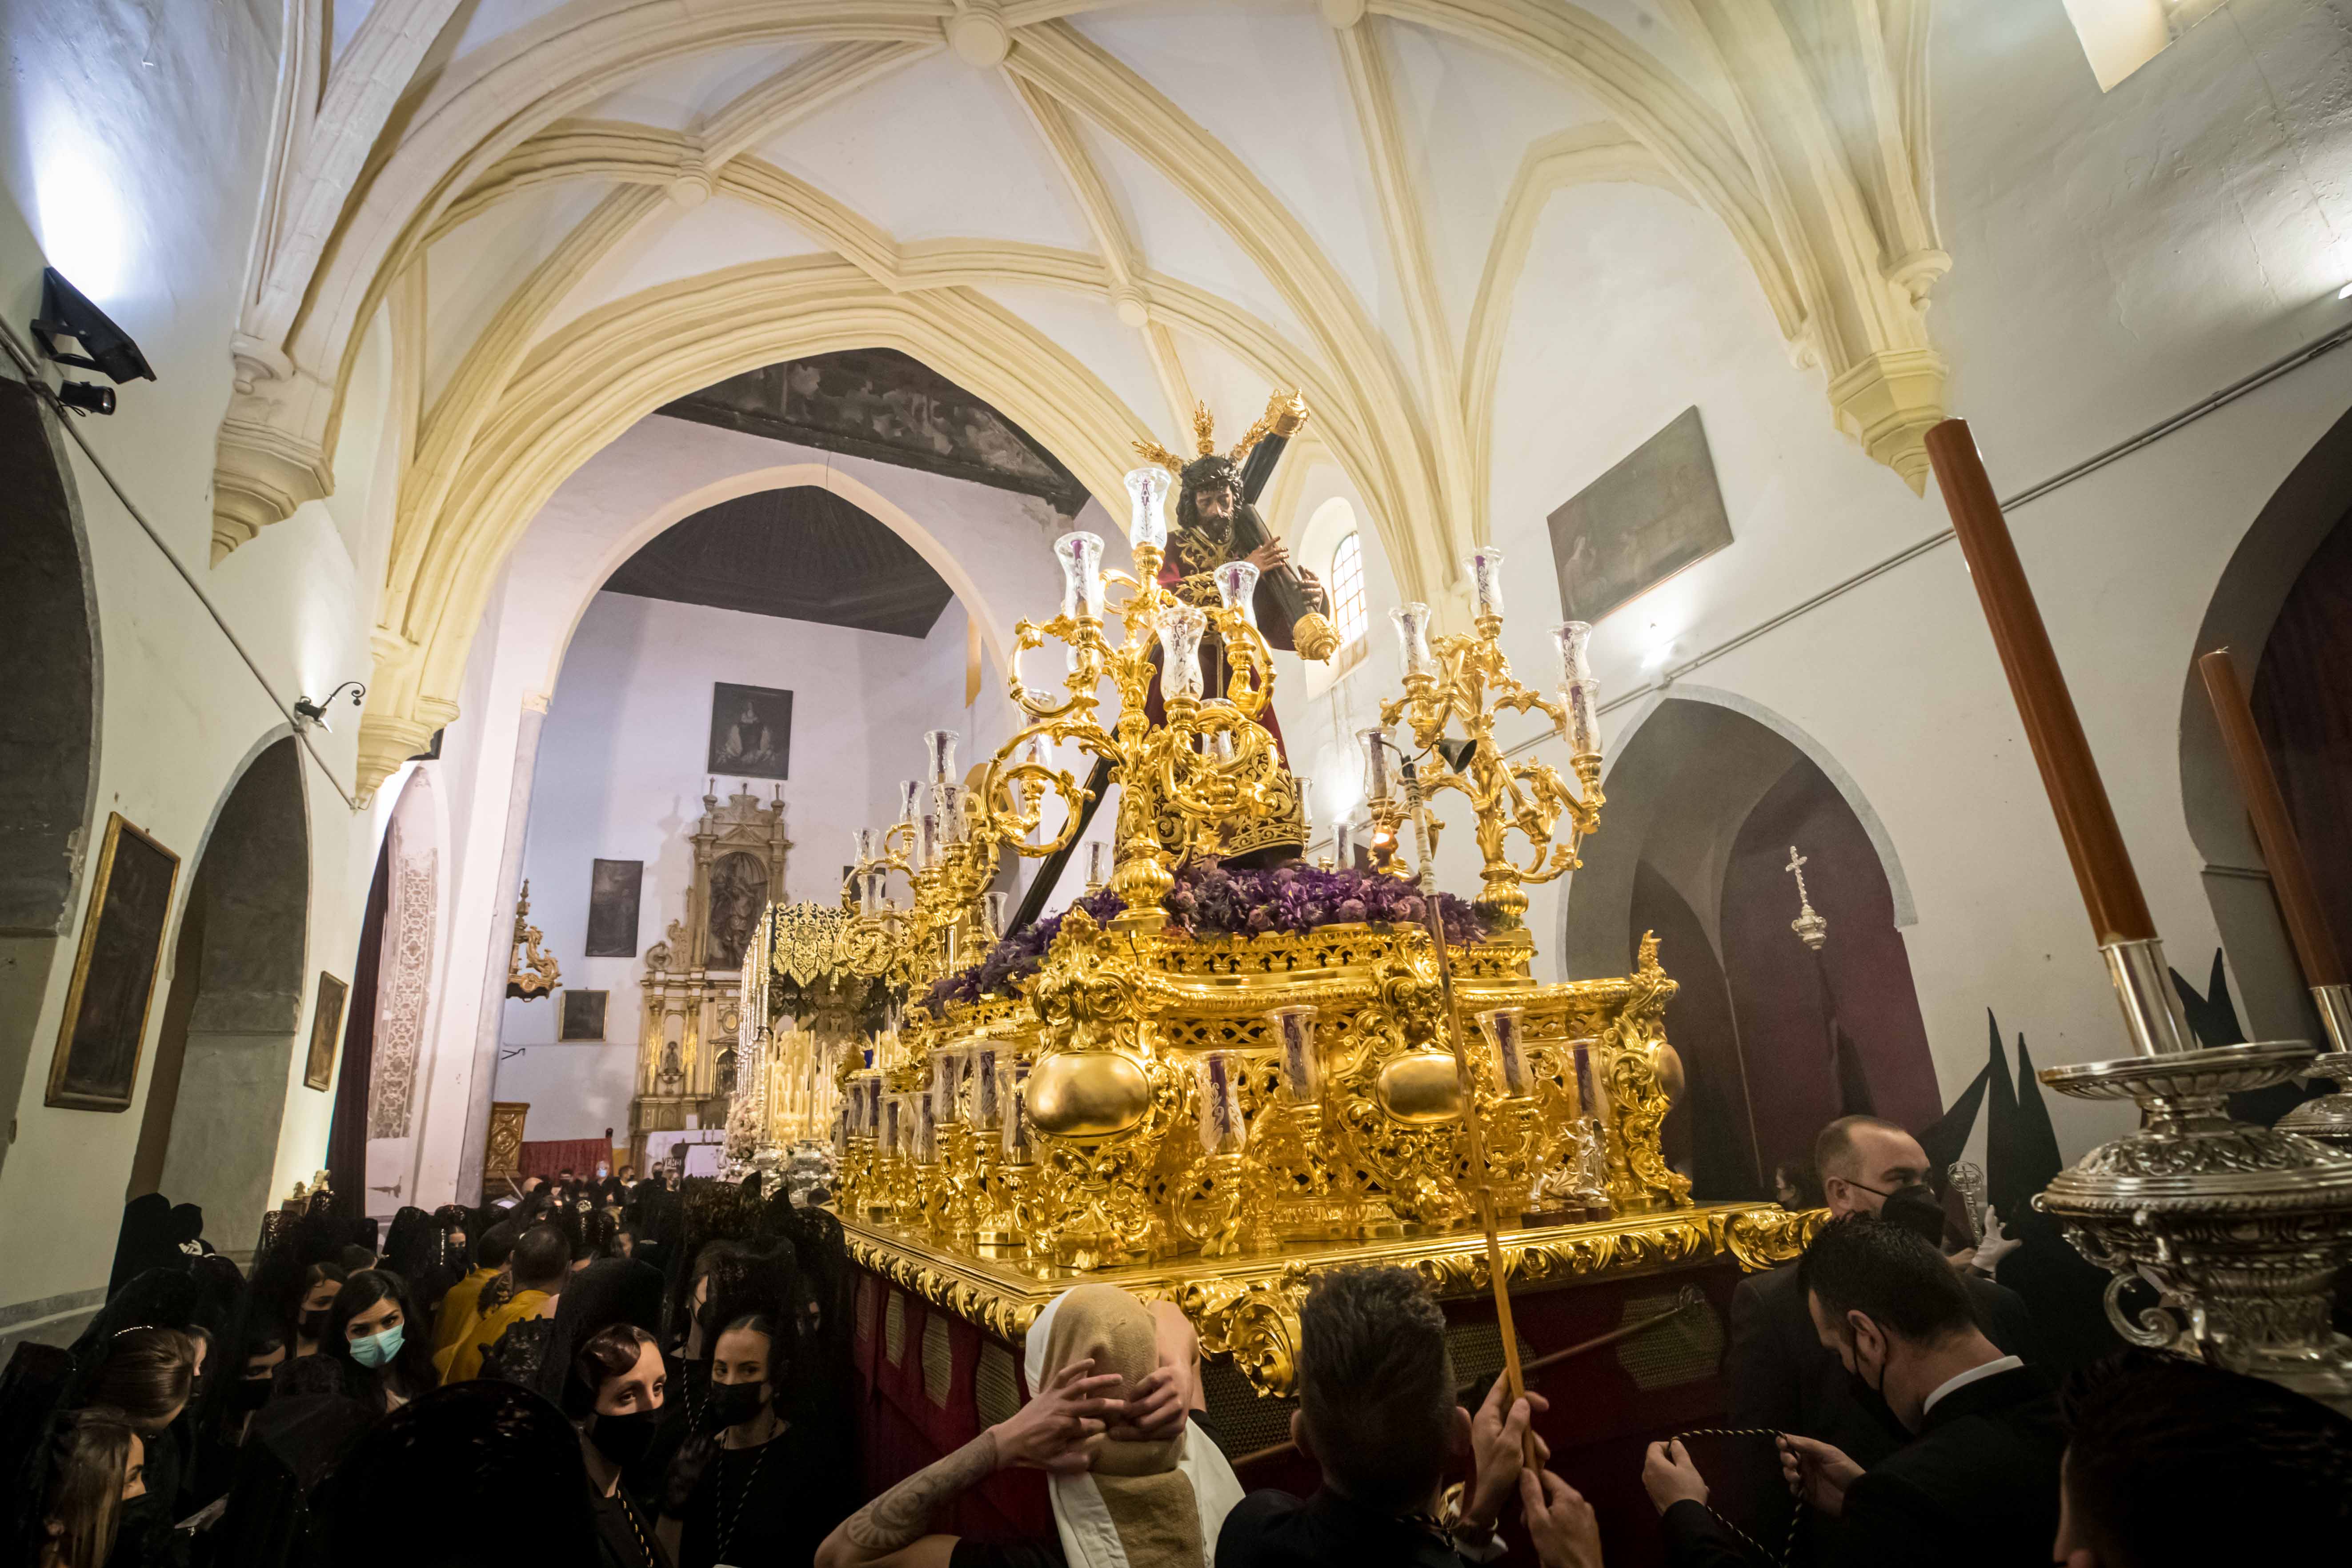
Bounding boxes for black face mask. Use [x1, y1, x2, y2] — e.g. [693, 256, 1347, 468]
[300, 1308, 332, 1342]
[234, 1375, 274, 1412]
[1844, 1334, 1909, 1441]
[593, 1409, 658, 1468]
[1874, 1182, 1951, 1249]
[706, 1380, 767, 1431]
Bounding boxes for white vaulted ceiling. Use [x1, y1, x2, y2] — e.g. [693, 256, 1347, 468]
[206, 1, 1950, 798]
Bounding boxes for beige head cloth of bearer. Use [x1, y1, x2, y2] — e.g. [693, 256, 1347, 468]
[1023, 1285, 1247, 1568]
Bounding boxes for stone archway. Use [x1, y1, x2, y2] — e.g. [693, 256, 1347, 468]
[0, 379, 100, 1186]
[1562, 693, 1935, 1199]
[131, 737, 310, 1246]
[2179, 402, 2352, 1046]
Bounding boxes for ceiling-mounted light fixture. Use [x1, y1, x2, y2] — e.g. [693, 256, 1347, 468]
[293, 681, 366, 734]
[30, 267, 153, 417]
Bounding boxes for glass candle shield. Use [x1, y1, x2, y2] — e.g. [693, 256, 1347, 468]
[1568, 1036, 1613, 1127]
[913, 1092, 938, 1164]
[981, 891, 1008, 941]
[860, 871, 884, 917]
[881, 1095, 903, 1159]
[1056, 531, 1106, 621]
[1195, 1051, 1247, 1155]
[1001, 1061, 1034, 1164]
[1296, 775, 1314, 842]
[1268, 1005, 1322, 1101]
[1125, 466, 1171, 552]
[1466, 544, 1506, 622]
[1477, 1006, 1533, 1099]
[1390, 603, 1438, 680]
[1085, 840, 1111, 891]
[916, 812, 942, 870]
[971, 1044, 1000, 1130]
[897, 780, 922, 826]
[924, 730, 959, 786]
[1359, 726, 1394, 803]
[932, 1047, 966, 1127]
[1157, 604, 1208, 701]
[1335, 821, 1356, 868]
[1214, 560, 1261, 626]
[1553, 621, 1600, 755]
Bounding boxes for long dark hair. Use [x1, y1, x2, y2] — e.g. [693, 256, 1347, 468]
[37, 1408, 137, 1568]
[84, 1327, 196, 1432]
[321, 1270, 437, 1407]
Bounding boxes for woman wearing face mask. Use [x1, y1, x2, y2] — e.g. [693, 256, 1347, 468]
[291, 1263, 346, 1358]
[53, 1328, 190, 1568]
[657, 1311, 833, 1568]
[573, 1323, 671, 1568]
[321, 1270, 437, 1414]
[32, 1408, 144, 1568]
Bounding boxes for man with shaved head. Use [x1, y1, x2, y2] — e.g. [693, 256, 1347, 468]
[1723, 1116, 2036, 1468]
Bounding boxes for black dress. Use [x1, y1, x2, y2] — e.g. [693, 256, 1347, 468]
[675, 1423, 837, 1568]
[589, 1478, 671, 1568]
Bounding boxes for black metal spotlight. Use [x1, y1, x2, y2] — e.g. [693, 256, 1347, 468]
[55, 381, 115, 416]
[292, 680, 367, 734]
[31, 268, 155, 385]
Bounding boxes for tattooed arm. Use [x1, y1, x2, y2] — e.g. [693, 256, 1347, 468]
[815, 1359, 1125, 1568]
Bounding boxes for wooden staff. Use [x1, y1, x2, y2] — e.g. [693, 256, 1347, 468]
[2197, 649, 2348, 985]
[1226, 1289, 1705, 1469]
[1923, 419, 2158, 949]
[1402, 767, 1529, 1414]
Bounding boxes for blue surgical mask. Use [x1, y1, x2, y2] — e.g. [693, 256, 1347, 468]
[349, 1325, 405, 1368]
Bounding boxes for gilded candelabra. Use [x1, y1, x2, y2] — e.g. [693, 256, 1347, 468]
[979, 467, 1294, 931]
[1369, 547, 1604, 930]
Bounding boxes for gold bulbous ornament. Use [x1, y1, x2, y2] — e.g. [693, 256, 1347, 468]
[1377, 1050, 1466, 1124]
[1027, 1050, 1152, 1139]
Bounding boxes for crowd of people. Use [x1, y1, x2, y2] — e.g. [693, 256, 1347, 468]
[5, 1124, 2347, 1568]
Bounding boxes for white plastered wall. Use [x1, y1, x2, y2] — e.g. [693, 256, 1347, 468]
[0, 0, 404, 1330]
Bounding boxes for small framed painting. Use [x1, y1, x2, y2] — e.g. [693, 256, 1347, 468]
[707, 682, 793, 780]
[585, 858, 642, 957]
[1547, 405, 1735, 624]
[46, 814, 180, 1111]
[303, 973, 349, 1091]
[561, 989, 609, 1042]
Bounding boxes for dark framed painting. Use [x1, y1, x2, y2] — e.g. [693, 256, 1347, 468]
[585, 858, 642, 957]
[1547, 405, 1734, 624]
[707, 683, 793, 780]
[560, 990, 608, 1042]
[303, 973, 348, 1091]
[46, 814, 180, 1111]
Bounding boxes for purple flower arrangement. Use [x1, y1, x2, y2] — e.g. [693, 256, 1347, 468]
[918, 862, 1485, 1015]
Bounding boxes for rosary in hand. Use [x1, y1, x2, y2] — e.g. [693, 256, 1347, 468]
[1663, 1428, 1805, 1567]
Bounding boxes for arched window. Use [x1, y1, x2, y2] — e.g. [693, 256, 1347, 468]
[1330, 531, 1366, 644]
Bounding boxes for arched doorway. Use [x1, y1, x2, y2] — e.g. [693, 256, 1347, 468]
[1563, 694, 1936, 1199]
[130, 738, 310, 1246]
[2180, 403, 2352, 1045]
[0, 379, 100, 1186]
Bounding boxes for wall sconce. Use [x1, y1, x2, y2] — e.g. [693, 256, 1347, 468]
[30, 267, 153, 417]
[293, 681, 366, 734]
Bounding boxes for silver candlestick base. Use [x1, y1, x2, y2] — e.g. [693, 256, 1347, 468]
[2278, 984, 2352, 1155]
[2038, 1038, 2352, 1414]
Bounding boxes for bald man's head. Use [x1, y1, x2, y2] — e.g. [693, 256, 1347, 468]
[1813, 1116, 1930, 1219]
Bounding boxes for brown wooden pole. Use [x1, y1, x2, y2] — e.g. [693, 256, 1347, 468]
[1923, 419, 2157, 947]
[1225, 1292, 1703, 1469]
[2197, 649, 2349, 986]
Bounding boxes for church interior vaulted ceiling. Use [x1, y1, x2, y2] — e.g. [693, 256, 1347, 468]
[200, 0, 1950, 802]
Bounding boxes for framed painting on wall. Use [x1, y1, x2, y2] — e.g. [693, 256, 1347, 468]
[1546, 405, 1735, 625]
[46, 814, 181, 1111]
[707, 683, 793, 780]
[585, 858, 641, 957]
[560, 989, 608, 1041]
[303, 973, 349, 1091]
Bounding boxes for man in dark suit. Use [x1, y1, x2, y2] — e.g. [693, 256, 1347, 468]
[1729, 1115, 2035, 1468]
[1648, 1216, 2063, 1568]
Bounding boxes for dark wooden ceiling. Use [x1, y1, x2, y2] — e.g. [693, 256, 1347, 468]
[601, 485, 955, 638]
[658, 347, 1090, 517]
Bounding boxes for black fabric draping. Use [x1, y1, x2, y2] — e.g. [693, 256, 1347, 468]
[323, 847, 390, 1217]
[538, 1258, 667, 1415]
[110, 1193, 180, 1297]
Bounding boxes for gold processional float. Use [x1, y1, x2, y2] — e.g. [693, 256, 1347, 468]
[718, 404, 1817, 1396]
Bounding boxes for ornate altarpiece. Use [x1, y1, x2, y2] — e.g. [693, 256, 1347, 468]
[628, 786, 789, 1169]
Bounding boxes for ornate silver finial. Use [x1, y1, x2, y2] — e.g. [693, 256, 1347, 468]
[1786, 845, 1828, 951]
